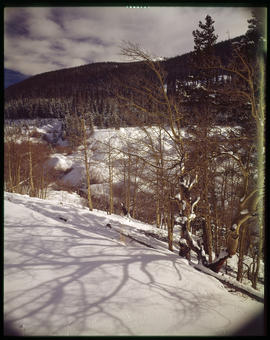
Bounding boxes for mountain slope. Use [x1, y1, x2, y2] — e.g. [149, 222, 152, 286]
[4, 36, 244, 125]
[4, 192, 263, 336]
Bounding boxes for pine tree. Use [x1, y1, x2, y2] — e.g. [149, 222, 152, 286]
[192, 15, 218, 54]
[245, 8, 266, 51]
[187, 15, 220, 262]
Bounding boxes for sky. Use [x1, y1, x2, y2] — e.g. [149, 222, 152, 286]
[4, 6, 253, 76]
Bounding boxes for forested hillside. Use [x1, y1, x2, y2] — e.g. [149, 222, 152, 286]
[5, 35, 249, 127]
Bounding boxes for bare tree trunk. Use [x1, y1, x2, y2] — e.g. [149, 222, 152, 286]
[28, 139, 35, 197]
[132, 181, 138, 219]
[156, 196, 161, 228]
[40, 167, 46, 199]
[16, 156, 21, 194]
[237, 226, 247, 282]
[168, 183, 176, 251]
[207, 254, 230, 273]
[131, 158, 139, 219]
[81, 117, 93, 211]
[203, 125, 213, 263]
[108, 139, 114, 214]
[155, 164, 161, 228]
[205, 214, 213, 263]
[253, 86, 265, 288]
[126, 154, 131, 215]
[168, 220, 174, 252]
[7, 142, 14, 192]
[167, 197, 174, 252]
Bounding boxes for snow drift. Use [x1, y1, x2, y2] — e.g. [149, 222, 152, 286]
[4, 192, 263, 336]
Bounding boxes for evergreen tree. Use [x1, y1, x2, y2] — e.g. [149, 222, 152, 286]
[245, 8, 266, 51]
[192, 15, 218, 54]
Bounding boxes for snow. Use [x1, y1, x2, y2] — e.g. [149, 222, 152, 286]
[175, 216, 187, 224]
[46, 154, 73, 171]
[195, 264, 264, 302]
[225, 255, 264, 294]
[45, 190, 85, 206]
[189, 174, 198, 189]
[4, 119, 243, 205]
[191, 196, 200, 212]
[61, 166, 85, 187]
[182, 200, 186, 211]
[179, 238, 188, 246]
[4, 192, 263, 336]
[215, 249, 229, 261]
[231, 224, 238, 230]
[90, 183, 110, 198]
[175, 192, 181, 200]
[189, 212, 196, 221]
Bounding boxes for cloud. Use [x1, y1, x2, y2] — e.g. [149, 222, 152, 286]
[4, 6, 253, 76]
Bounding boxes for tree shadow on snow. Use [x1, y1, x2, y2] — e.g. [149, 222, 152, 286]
[4, 197, 229, 336]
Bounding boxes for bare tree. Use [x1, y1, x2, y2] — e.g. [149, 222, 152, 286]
[117, 29, 265, 278]
[117, 42, 195, 252]
[176, 11, 266, 279]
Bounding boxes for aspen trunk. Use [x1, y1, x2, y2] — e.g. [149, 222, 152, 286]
[168, 222, 174, 252]
[126, 154, 131, 215]
[132, 160, 138, 219]
[28, 141, 35, 197]
[8, 143, 14, 192]
[253, 68, 265, 287]
[237, 226, 247, 282]
[156, 198, 161, 228]
[81, 118, 93, 211]
[40, 167, 46, 199]
[203, 132, 213, 263]
[167, 204, 174, 252]
[205, 214, 213, 263]
[16, 157, 21, 193]
[132, 183, 138, 219]
[108, 141, 114, 214]
[156, 172, 160, 227]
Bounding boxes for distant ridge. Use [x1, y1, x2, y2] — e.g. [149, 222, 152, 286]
[4, 69, 29, 88]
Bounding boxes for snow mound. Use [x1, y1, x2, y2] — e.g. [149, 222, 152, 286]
[4, 192, 263, 336]
[46, 154, 73, 171]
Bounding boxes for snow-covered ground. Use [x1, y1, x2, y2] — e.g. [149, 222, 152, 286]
[5, 119, 244, 193]
[4, 192, 263, 336]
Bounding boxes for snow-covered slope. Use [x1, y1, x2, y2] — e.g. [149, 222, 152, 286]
[4, 192, 263, 336]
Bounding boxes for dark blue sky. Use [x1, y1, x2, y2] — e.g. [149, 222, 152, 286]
[4, 6, 253, 77]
